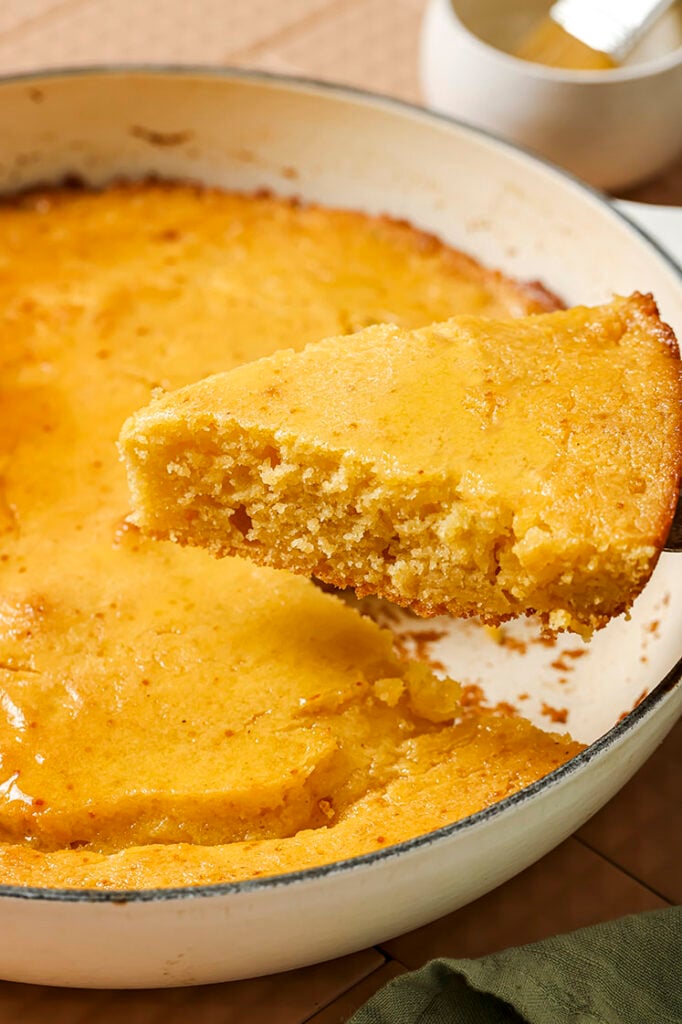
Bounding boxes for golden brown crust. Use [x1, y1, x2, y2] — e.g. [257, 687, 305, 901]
[623, 294, 682, 550]
[514, 278, 565, 313]
[629, 291, 681, 358]
[353, 213, 565, 315]
[2, 178, 563, 317]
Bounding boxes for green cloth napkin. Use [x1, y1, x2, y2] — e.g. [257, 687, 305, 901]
[350, 908, 681, 1024]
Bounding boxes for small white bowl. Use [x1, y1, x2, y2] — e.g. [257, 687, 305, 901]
[420, 0, 682, 190]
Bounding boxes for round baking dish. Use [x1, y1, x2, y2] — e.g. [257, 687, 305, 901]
[0, 67, 679, 989]
[420, 0, 682, 190]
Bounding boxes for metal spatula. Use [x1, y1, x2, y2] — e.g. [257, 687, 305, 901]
[664, 493, 682, 551]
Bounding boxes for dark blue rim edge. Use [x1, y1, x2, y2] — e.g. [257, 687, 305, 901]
[0, 63, 679, 905]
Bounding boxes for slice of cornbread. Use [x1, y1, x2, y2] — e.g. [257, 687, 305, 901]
[121, 294, 682, 638]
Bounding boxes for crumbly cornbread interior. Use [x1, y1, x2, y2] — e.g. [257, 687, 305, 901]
[0, 183, 581, 890]
[121, 295, 682, 640]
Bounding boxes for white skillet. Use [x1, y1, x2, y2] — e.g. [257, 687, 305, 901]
[0, 68, 679, 988]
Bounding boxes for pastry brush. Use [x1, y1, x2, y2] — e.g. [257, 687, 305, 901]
[516, 0, 675, 70]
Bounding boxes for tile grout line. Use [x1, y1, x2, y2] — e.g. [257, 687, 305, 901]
[297, 955, 390, 1024]
[574, 835, 674, 905]
[223, 0, 367, 62]
[376, 947, 412, 971]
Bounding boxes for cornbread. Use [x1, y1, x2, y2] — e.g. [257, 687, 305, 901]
[121, 295, 682, 638]
[0, 182, 579, 890]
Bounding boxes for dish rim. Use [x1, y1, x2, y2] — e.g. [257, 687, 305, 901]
[0, 62, 679, 906]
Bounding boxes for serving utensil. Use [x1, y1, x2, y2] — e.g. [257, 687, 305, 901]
[517, 0, 676, 69]
[665, 493, 682, 550]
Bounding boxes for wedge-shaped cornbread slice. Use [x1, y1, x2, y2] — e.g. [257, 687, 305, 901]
[120, 294, 682, 637]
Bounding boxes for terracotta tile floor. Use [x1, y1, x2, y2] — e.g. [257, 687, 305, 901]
[0, 1, 679, 1019]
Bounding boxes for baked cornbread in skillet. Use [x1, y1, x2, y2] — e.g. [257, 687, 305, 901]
[121, 295, 682, 639]
[0, 182, 580, 890]
[1, 706, 582, 888]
